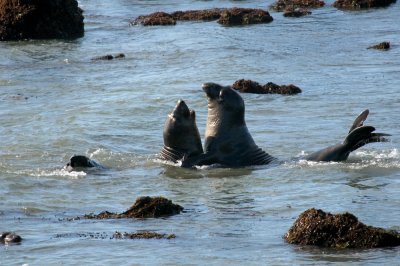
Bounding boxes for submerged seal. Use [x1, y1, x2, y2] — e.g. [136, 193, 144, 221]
[306, 109, 390, 162]
[182, 83, 276, 167]
[159, 100, 203, 163]
[64, 155, 103, 171]
[1, 232, 22, 244]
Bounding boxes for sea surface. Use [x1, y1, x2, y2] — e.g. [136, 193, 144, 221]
[1, 0, 399, 265]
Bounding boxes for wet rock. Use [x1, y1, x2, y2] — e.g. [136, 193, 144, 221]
[333, 0, 396, 9]
[232, 79, 302, 95]
[1, 232, 22, 244]
[283, 8, 312, 17]
[131, 12, 176, 26]
[285, 208, 400, 248]
[171, 8, 224, 21]
[218, 8, 273, 26]
[113, 231, 176, 240]
[0, 0, 84, 41]
[83, 196, 183, 219]
[263, 82, 302, 95]
[367, 41, 390, 50]
[270, 0, 325, 12]
[91, 53, 126, 61]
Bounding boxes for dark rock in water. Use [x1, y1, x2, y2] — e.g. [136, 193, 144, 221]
[0, 0, 84, 41]
[131, 12, 176, 26]
[171, 8, 224, 21]
[83, 196, 183, 219]
[113, 231, 176, 240]
[283, 8, 312, 17]
[91, 53, 126, 61]
[218, 8, 273, 26]
[333, 0, 396, 9]
[232, 79, 264, 93]
[232, 79, 302, 95]
[1, 232, 22, 244]
[285, 208, 400, 248]
[263, 82, 302, 95]
[270, 0, 325, 12]
[368, 41, 390, 50]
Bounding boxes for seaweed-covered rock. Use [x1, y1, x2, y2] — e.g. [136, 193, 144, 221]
[1, 232, 22, 244]
[0, 0, 84, 41]
[264, 82, 302, 95]
[171, 8, 224, 21]
[91, 53, 126, 61]
[218, 8, 273, 26]
[270, 0, 325, 12]
[113, 231, 176, 240]
[83, 196, 183, 219]
[333, 0, 396, 9]
[283, 8, 312, 17]
[232, 79, 302, 95]
[368, 41, 391, 50]
[132, 12, 176, 26]
[285, 208, 400, 248]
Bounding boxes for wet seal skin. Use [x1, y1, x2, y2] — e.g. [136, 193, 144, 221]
[1, 232, 22, 244]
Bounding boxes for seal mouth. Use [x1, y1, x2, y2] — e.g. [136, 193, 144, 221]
[171, 99, 191, 119]
[202, 82, 222, 99]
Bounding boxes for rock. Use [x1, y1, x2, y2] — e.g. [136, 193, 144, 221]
[91, 53, 126, 61]
[263, 82, 302, 95]
[218, 8, 273, 26]
[0, 0, 84, 41]
[1, 232, 22, 244]
[232, 79, 302, 94]
[83, 196, 183, 219]
[368, 41, 390, 50]
[283, 8, 312, 17]
[131, 12, 176, 26]
[270, 0, 325, 12]
[171, 8, 224, 21]
[285, 208, 400, 248]
[113, 231, 176, 240]
[333, 0, 396, 9]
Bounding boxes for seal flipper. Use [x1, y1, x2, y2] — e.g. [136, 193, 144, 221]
[306, 110, 390, 162]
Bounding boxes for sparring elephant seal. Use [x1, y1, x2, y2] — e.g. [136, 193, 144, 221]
[306, 109, 390, 162]
[159, 100, 203, 163]
[182, 83, 277, 167]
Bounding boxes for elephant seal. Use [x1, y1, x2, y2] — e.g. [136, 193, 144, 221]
[1, 232, 22, 244]
[64, 155, 103, 171]
[159, 100, 203, 163]
[182, 83, 277, 167]
[306, 109, 390, 162]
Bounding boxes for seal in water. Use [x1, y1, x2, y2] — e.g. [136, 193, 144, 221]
[1, 232, 22, 244]
[159, 99, 203, 163]
[64, 155, 103, 171]
[305, 109, 390, 162]
[182, 83, 277, 167]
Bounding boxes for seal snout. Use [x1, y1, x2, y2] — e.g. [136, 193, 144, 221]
[173, 99, 190, 118]
[202, 82, 222, 99]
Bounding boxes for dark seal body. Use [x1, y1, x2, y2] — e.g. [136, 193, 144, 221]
[64, 155, 103, 171]
[159, 100, 203, 163]
[306, 109, 390, 162]
[183, 83, 276, 167]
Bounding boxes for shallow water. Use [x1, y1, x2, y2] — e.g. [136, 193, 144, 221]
[1, 0, 399, 265]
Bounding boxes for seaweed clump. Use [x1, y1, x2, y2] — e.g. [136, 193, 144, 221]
[113, 231, 176, 240]
[171, 8, 224, 21]
[218, 8, 273, 26]
[367, 41, 391, 50]
[232, 79, 302, 95]
[269, 0, 325, 12]
[83, 196, 183, 219]
[132, 12, 176, 26]
[333, 0, 396, 9]
[285, 208, 400, 248]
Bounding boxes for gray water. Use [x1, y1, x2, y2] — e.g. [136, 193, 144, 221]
[1, 0, 399, 265]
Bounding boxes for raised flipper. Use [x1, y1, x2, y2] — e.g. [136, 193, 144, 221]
[306, 110, 390, 162]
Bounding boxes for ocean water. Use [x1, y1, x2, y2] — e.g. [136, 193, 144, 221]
[1, 0, 399, 265]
